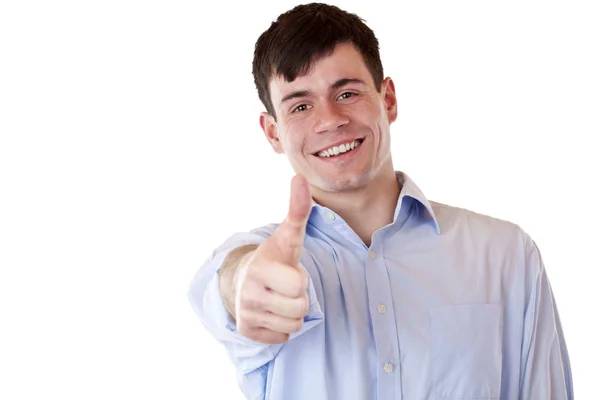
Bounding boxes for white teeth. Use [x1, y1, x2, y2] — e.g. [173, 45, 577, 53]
[317, 139, 362, 157]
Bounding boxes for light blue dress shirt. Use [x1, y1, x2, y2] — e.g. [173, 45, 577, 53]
[188, 171, 573, 400]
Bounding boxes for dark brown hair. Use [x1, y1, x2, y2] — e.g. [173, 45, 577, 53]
[252, 3, 384, 120]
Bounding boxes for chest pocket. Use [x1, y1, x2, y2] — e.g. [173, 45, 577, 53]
[429, 303, 503, 400]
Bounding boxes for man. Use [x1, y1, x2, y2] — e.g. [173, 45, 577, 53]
[188, 3, 573, 399]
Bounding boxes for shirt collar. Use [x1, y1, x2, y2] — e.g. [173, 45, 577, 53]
[308, 171, 440, 235]
[395, 171, 441, 235]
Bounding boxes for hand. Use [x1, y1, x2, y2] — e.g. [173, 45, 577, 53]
[234, 175, 312, 344]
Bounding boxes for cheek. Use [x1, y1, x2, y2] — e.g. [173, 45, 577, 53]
[354, 100, 383, 125]
[276, 135, 300, 159]
[280, 122, 307, 152]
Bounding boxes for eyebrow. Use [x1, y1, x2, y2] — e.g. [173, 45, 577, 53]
[280, 78, 367, 104]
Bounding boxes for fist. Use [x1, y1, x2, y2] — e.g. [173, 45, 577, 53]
[234, 175, 312, 344]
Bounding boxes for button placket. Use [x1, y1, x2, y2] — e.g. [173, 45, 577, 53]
[365, 244, 400, 396]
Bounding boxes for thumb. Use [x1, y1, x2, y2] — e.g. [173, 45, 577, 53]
[273, 174, 312, 266]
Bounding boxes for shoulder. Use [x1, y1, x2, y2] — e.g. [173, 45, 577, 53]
[429, 201, 543, 288]
[430, 200, 532, 253]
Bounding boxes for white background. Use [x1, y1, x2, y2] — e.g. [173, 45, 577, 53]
[1, 0, 598, 399]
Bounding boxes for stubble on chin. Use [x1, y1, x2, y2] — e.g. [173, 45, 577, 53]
[313, 172, 372, 193]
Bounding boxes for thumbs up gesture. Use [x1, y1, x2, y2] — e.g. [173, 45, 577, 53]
[234, 175, 313, 344]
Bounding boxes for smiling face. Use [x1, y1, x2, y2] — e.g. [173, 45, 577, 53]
[260, 42, 398, 194]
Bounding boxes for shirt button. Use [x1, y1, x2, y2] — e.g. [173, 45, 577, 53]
[377, 305, 387, 313]
[368, 251, 376, 259]
[384, 363, 394, 373]
[326, 212, 335, 221]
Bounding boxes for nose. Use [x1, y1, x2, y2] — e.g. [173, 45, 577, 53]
[313, 102, 349, 133]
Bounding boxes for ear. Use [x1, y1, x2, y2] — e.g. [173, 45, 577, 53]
[382, 77, 398, 124]
[260, 112, 284, 154]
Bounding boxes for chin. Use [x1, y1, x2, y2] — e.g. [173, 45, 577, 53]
[315, 171, 372, 193]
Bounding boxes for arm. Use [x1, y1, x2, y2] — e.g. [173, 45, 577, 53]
[187, 176, 324, 399]
[519, 238, 574, 399]
[188, 231, 324, 399]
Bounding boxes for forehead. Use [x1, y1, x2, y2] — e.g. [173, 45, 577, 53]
[269, 42, 374, 101]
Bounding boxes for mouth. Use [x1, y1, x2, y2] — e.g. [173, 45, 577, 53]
[313, 138, 365, 158]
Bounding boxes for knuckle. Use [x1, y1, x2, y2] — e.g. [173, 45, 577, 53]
[296, 268, 309, 293]
[255, 313, 269, 329]
[304, 292, 310, 313]
[291, 318, 303, 333]
[293, 271, 306, 297]
[266, 332, 289, 344]
[239, 288, 265, 310]
[242, 326, 289, 344]
[279, 333, 291, 343]
[290, 297, 306, 318]
[299, 295, 309, 316]
[249, 259, 272, 284]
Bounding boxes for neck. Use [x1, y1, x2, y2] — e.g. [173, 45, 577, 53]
[311, 164, 401, 247]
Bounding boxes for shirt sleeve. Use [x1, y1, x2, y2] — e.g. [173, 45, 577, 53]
[519, 237, 574, 399]
[187, 226, 325, 398]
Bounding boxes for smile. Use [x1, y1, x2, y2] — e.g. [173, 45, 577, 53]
[315, 139, 364, 158]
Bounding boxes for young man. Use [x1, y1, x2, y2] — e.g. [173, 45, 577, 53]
[188, 3, 573, 399]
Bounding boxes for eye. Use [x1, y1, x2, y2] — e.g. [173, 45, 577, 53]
[293, 104, 312, 113]
[337, 92, 356, 100]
